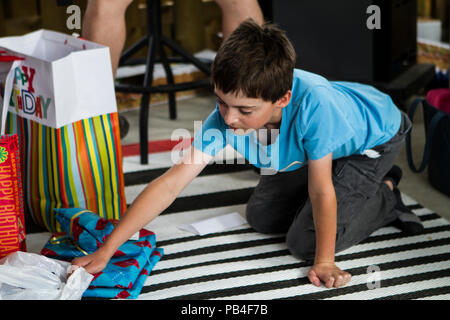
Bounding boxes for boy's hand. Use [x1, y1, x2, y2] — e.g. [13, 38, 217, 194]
[308, 262, 351, 288]
[71, 249, 111, 275]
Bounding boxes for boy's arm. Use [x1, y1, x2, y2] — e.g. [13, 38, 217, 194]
[72, 146, 213, 274]
[307, 152, 351, 288]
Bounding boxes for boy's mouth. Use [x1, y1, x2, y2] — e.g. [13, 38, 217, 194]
[228, 125, 255, 135]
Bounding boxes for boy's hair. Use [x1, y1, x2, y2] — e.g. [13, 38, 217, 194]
[211, 19, 296, 103]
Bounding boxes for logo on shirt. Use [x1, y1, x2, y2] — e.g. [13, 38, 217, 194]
[170, 121, 281, 175]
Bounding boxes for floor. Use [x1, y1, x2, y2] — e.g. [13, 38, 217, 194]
[119, 91, 450, 221]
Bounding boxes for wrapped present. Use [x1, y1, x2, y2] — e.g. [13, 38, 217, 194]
[83, 248, 163, 299]
[52, 208, 115, 253]
[0, 134, 25, 258]
[41, 208, 163, 299]
[43, 228, 161, 290]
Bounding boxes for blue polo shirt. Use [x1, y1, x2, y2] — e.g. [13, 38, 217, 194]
[192, 68, 401, 172]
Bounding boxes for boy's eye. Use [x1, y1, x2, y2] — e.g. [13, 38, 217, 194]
[217, 99, 251, 115]
[239, 109, 252, 115]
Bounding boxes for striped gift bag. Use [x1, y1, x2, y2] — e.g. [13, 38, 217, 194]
[6, 112, 127, 232]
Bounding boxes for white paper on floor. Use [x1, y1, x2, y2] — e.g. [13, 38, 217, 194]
[178, 212, 247, 236]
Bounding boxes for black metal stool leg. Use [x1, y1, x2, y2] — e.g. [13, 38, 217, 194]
[153, 0, 176, 120]
[159, 45, 177, 120]
[140, 7, 157, 164]
[139, 93, 150, 164]
[139, 0, 163, 164]
[116, 0, 213, 164]
[161, 35, 211, 76]
[119, 36, 148, 66]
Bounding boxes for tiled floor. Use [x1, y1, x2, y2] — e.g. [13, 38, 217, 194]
[119, 92, 450, 221]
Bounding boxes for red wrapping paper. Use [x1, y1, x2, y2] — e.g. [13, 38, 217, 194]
[0, 134, 25, 259]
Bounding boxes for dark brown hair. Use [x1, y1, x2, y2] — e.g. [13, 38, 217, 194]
[211, 19, 296, 103]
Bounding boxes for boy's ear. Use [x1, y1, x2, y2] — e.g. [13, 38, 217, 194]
[276, 90, 292, 108]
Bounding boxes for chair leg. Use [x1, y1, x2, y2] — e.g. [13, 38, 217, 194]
[140, 33, 156, 164]
[121, 0, 213, 163]
[161, 35, 211, 76]
[119, 35, 148, 66]
[159, 45, 177, 120]
[139, 93, 150, 164]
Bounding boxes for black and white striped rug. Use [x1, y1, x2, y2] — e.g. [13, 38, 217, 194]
[25, 146, 450, 300]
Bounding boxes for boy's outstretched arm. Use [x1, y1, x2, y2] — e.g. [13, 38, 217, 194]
[72, 146, 213, 274]
[307, 152, 351, 288]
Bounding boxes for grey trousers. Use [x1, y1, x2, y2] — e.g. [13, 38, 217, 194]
[246, 111, 412, 261]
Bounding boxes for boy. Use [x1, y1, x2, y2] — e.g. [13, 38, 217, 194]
[73, 20, 424, 289]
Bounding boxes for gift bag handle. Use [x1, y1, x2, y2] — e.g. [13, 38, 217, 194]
[0, 52, 24, 135]
[405, 97, 447, 173]
[0, 51, 25, 62]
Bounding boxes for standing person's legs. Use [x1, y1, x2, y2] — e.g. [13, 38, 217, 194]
[286, 112, 413, 261]
[214, 0, 264, 39]
[83, 0, 262, 73]
[82, 0, 133, 77]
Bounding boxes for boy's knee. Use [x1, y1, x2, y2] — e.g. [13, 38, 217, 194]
[245, 204, 274, 234]
[246, 199, 301, 234]
[286, 228, 315, 261]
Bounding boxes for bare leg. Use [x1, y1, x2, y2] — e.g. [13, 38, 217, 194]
[82, 0, 133, 77]
[214, 0, 264, 39]
[384, 179, 394, 191]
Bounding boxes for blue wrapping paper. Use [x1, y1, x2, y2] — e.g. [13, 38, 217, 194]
[40, 208, 164, 299]
[53, 208, 115, 253]
[83, 248, 163, 299]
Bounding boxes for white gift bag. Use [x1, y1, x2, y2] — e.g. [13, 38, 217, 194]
[0, 30, 127, 232]
[0, 29, 117, 133]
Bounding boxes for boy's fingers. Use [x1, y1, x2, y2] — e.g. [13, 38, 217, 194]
[84, 262, 100, 275]
[334, 273, 350, 288]
[325, 276, 334, 288]
[86, 259, 108, 275]
[308, 270, 321, 287]
[334, 274, 344, 288]
[334, 272, 352, 288]
[344, 272, 352, 284]
[71, 257, 87, 267]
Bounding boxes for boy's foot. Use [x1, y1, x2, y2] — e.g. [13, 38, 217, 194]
[384, 165, 424, 235]
[391, 188, 424, 235]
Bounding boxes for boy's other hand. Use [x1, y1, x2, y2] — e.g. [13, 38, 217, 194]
[308, 262, 351, 288]
[71, 249, 110, 275]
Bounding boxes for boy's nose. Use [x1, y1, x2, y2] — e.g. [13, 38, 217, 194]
[224, 109, 239, 127]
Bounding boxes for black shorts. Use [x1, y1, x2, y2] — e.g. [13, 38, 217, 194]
[56, 0, 74, 6]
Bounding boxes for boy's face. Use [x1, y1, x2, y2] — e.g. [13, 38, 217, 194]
[215, 87, 292, 135]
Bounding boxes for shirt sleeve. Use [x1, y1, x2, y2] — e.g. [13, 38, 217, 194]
[192, 106, 227, 157]
[300, 86, 355, 160]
